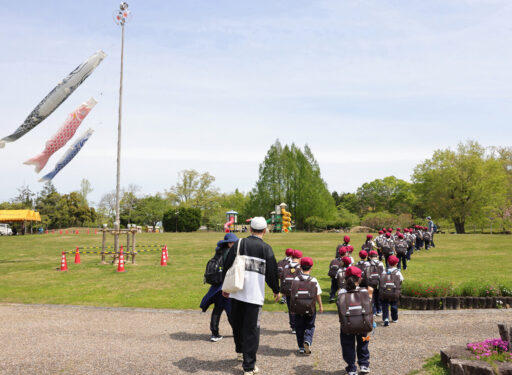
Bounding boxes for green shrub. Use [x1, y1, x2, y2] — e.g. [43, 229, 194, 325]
[162, 207, 201, 232]
[361, 211, 395, 230]
[402, 280, 453, 297]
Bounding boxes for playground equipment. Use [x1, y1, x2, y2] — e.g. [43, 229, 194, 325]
[269, 203, 292, 233]
[224, 210, 238, 233]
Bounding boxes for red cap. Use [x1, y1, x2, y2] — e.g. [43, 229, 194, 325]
[300, 257, 313, 267]
[385, 232, 391, 237]
[344, 235, 351, 243]
[382, 227, 386, 231]
[388, 255, 399, 266]
[396, 228, 401, 232]
[345, 266, 362, 278]
[293, 249, 303, 259]
[342, 256, 352, 266]
[366, 234, 373, 239]
[398, 233, 404, 239]
[378, 230, 384, 234]
[338, 246, 348, 256]
[285, 248, 294, 256]
[359, 250, 368, 259]
[388, 228, 393, 232]
[369, 250, 378, 257]
[348, 245, 354, 253]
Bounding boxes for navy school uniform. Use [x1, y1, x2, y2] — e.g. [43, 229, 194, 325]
[283, 261, 301, 330]
[293, 275, 322, 350]
[380, 267, 404, 323]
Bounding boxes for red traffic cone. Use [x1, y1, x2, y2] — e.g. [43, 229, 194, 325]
[117, 247, 126, 272]
[65, 230, 68, 235]
[59, 229, 63, 235]
[52, 229, 55, 234]
[164, 245, 169, 261]
[94, 229, 97, 235]
[60, 252, 68, 271]
[161, 247, 167, 266]
[75, 229, 79, 235]
[74, 247, 81, 264]
[87, 229, 90, 235]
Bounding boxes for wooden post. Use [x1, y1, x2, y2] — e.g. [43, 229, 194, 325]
[131, 229, 136, 264]
[101, 228, 107, 264]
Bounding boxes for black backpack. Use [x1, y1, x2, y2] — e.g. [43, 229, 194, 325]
[281, 264, 302, 295]
[290, 274, 317, 316]
[337, 288, 373, 335]
[423, 231, 431, 241]
[204, 254, 223, 285]
[277, 258, 289, 279]
[368, 261, 384, 288]
[395, 239, 408, 256]
[361, 241, 373, 252]
[379, 269, 401, 302]
[328, 258, 342, 278]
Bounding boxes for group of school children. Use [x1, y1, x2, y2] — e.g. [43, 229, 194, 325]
[202, 224, 434, 375]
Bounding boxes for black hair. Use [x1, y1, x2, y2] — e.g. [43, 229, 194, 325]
[345, 275, 361, 291]
[251, 228, 265, 234]
[301, 265, 312, 271]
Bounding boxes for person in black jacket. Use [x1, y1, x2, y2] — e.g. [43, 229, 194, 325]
[222, 217, 281, 375]
[200, 232, 238, 342]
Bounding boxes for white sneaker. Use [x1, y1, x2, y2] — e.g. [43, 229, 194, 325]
[237, 353, 243, 362]
[210, 335, 223, 342]
[348, 372, 357, 375]
[360, 366, 371, 373]
[243, 366, 259, 375]
[304, 341, 311, 355]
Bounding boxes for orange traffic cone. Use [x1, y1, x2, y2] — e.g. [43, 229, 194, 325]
[164, 245, 169, 261]
[87, 229, 90, 235]
[65, 230, 68, 235]
[59, 229, 63, 235]
[60, 252, 68, 271]
[161, 247, 167, 266]
[94, 229, 97, 235]
[117, 247, 126, 272]
[74, 247, 81, 264]
[75, 229, 79, 235]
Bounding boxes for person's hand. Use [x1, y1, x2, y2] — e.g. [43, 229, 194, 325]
[319, 306, 324, 313]
[222, 292, 230, 298]
[274, 293, 281, 302]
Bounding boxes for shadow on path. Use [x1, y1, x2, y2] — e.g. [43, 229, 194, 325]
[294, 365, 344, 374]
[173, 357, 239, 374]
[259, 345, 296, 357]
[260, 328, 290, 336]
[169, 332, 211, 342]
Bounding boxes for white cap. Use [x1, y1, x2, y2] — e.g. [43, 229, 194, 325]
[250, 216, 267, 230]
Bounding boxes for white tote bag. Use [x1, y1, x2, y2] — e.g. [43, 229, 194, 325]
[222, 239, 246, 293]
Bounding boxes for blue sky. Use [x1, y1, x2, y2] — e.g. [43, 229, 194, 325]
[1, 0, 512, 205]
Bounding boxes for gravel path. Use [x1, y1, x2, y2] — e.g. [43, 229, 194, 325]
[1, 303, 511, 375]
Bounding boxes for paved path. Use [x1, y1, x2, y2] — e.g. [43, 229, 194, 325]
[1, 304, 511, 375]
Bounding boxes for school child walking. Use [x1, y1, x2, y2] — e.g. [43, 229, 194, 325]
[379, 255, 404, 326]
[375, 230, 385, 261]
[394, 233, 408, 270]
[277, 248, 294, 304]
[336, 256, 353, 291]
[329, 246, 348, 303]
[337, 266, 373, 375]
[289, 257, 323, 355]
[200, 232, 238, 341]
[281, 249, 302, 333]
[361, 234, 375, 252]
[368, 250, 384, 316]
[381, 232, 395, 269]
[355, 250, 370, 287]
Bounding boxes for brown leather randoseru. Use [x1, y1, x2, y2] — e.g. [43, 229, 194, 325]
[280, 265, 302, 296]
[337, 289, 373, 335]
[336, 268, 347, 290]
[290, 274, 317, 316]
[328, 258, 342, 278]
[379, 269, 401, 301]
[395, 239, 408, 256]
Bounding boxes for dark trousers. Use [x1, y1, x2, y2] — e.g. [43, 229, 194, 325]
[285, 295, 296, 330]
[231, 299, 262, 372]
[397, 254, 407, 270]
[340, 329, 370, 373]
[415, 239, 423, 250]
[329, 278, 337, 299]
[384, 254, 392, 269]
[424, 240, 431, 250]
[372, 288, 381, 314]
[210, 293, 232, 336]
[377, 249, 383, 262]
[431, 233, 435, 247]
[295, 313, 316, 349]
[406, 245, 413, 260]
[381, 299, 398, 322]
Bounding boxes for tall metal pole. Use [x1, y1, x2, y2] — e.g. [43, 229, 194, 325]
[113, 3, 130, 253]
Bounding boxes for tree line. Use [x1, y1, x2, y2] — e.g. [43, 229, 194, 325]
[2, 140, 510, 234]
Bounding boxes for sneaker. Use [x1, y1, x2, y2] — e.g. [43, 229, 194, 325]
[237, 353, 243, 362]
[280, 297, 286, 304]
[304, 341, 311, 355]
[291, 329, 296, 334]
[243, 366, 259, 375]
[210, 335, 223, 342]
[391, 320, 398, 324]
[348, 372, 358, 375]
[376, 312, 382, 316]
[298, 348, 305, 355]
[383, 320, 389, 327]
[329, 298, 335, 303]
[360, 366, 371, 373]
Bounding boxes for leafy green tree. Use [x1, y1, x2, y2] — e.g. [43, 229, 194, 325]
[356, 176, 415, 215]
[12, 184, 35, 209]
[162, 206, 201, 232]
[131, 194, 171, 229]
[120, 184, 141, 226]
[332, 192, 360, 215]
[248, 140, 337, 229]
[78, 179, 93, 205]
[412, 141, 508, 233]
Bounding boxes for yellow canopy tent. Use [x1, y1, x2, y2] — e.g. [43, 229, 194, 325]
[0, 210, 42, 222]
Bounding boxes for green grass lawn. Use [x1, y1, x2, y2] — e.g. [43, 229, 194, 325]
[0, 231, 510, 311]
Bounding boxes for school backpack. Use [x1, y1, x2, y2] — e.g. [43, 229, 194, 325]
[395, 239, 408, 256]
[328, 258, 342, 279]
[336, 267, 347, 290]
[355, 261, 370, 287]
[281, 264, 302, 295]
[277, 258, 289, 279]
[361, 241, 373, 252]
[416, 230, 424, 241]
[381, 238, 394, 256]
[405, 233, 413, 246]
[337, 289, 374, 335]
[423, 231, 431, 241]
[379, 269, 401, 302]
[368, 261, 384, 289]
[204, 254, 223, 285]
[290, 274, 317, 316]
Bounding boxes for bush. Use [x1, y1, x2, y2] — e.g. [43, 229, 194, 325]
[337, 207, 360, 228]
[304, 216, 327, 232]
[361, 211, 395, 230]
[162, 207, 201, 232]
[402, 280, 453, 297]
